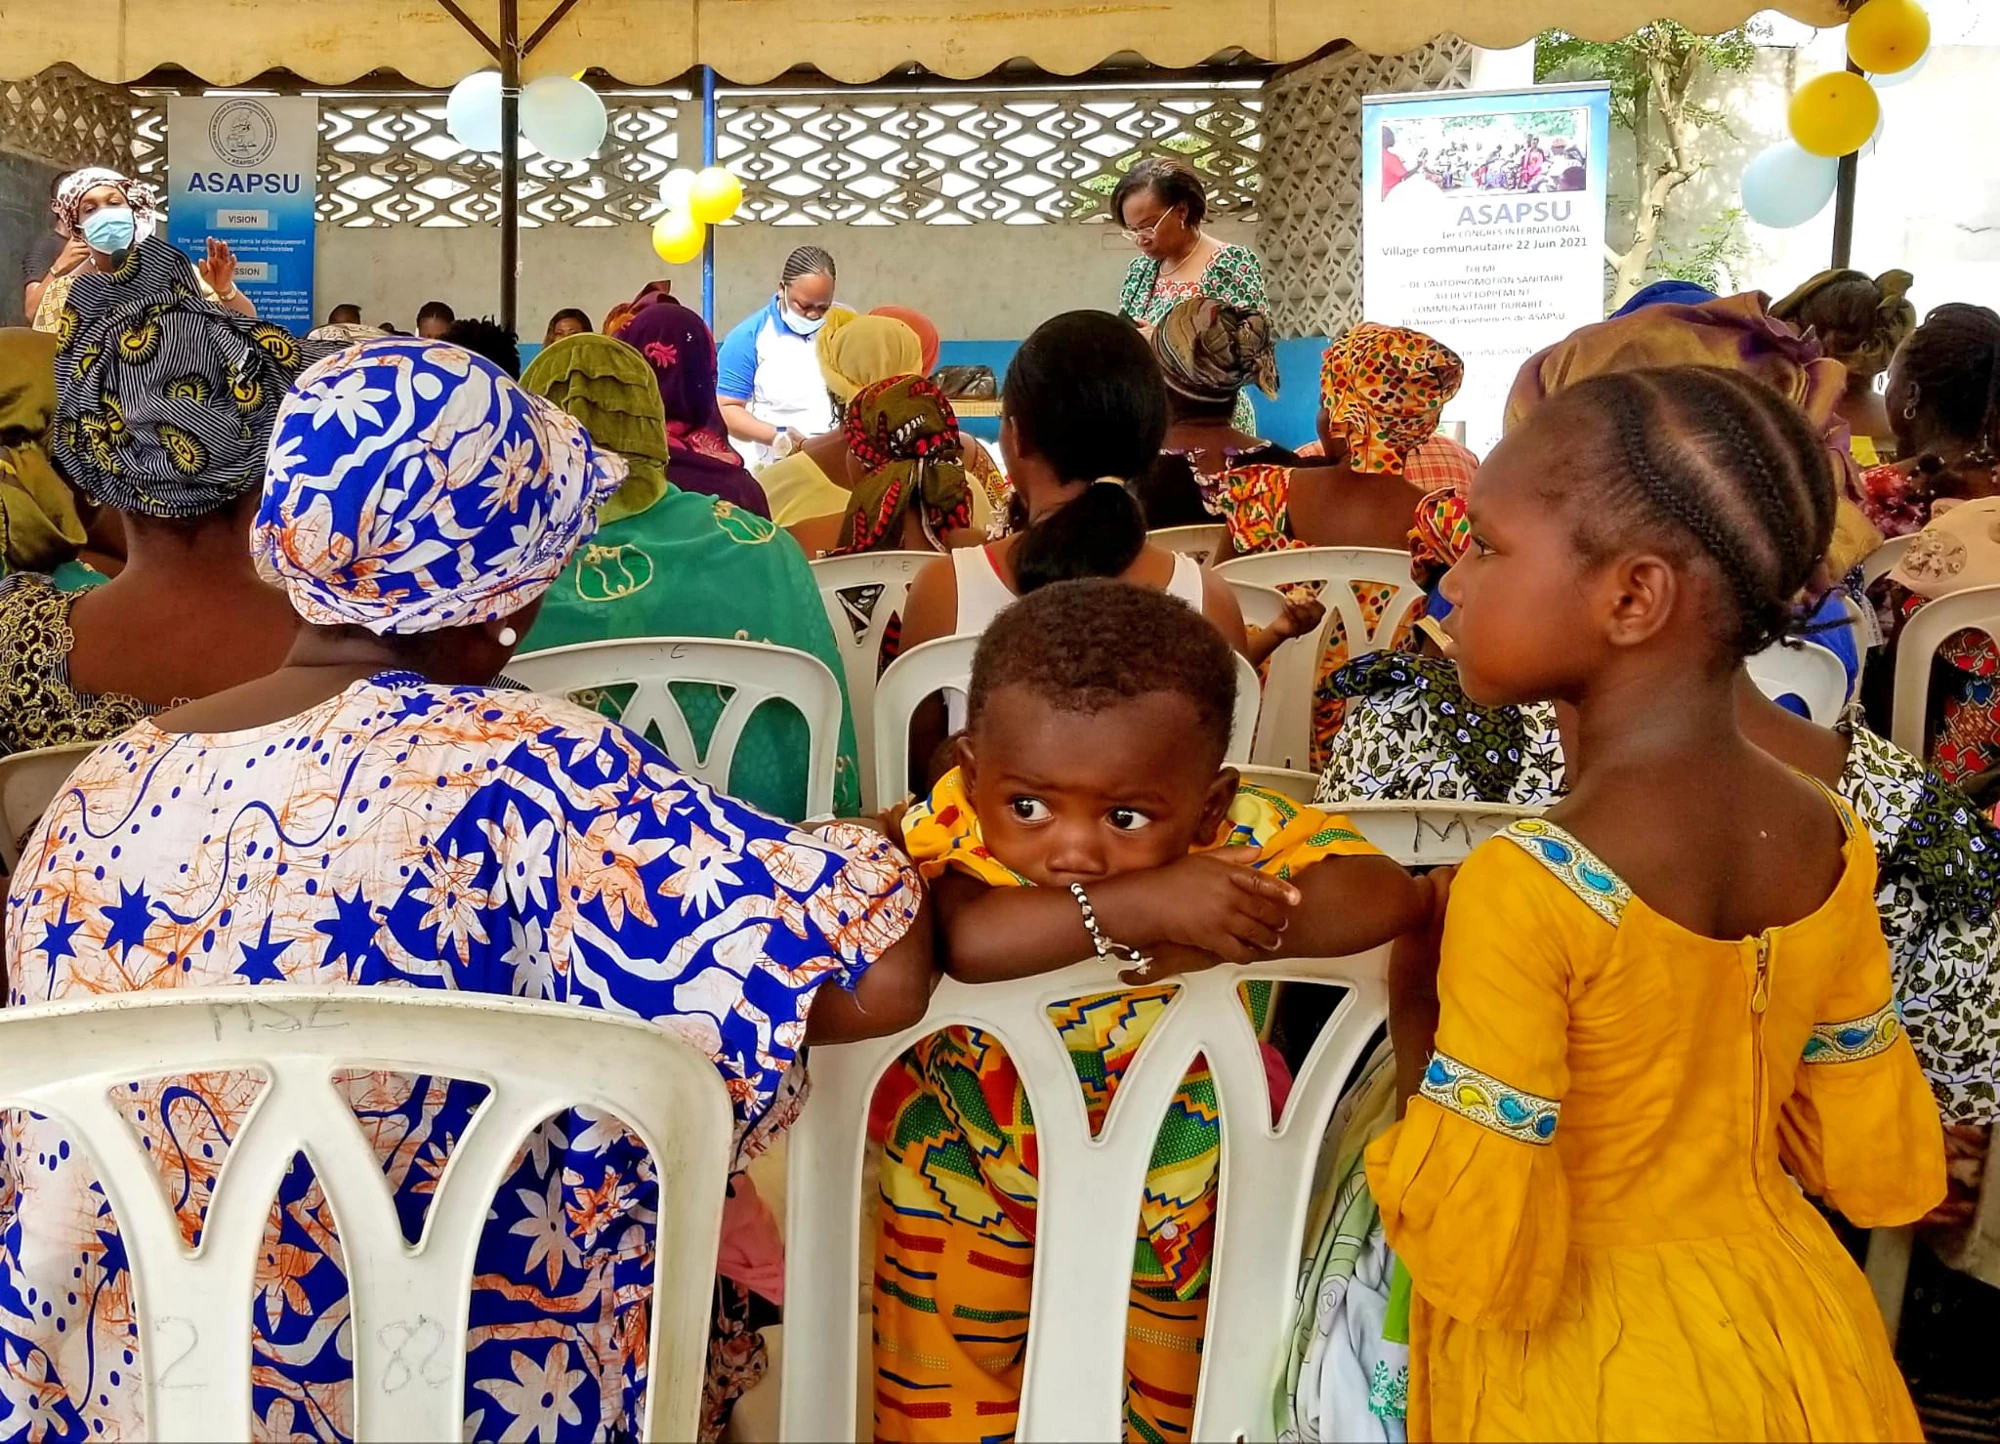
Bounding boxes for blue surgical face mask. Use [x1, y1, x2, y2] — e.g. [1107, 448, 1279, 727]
[81, 205, 136, 255]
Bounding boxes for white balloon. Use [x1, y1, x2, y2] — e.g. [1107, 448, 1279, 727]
[1862, 110, 1887, 157]
[1871, 47, 1930, 87]
[445, 70, 503, 154]
[521, 75, 608, 162]
[1740, 141, 1839, 229]
[661, 168, 698, 211]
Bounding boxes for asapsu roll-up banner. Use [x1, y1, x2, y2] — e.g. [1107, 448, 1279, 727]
[167, 96, 318, 333]
[1362, 82, 1612, 455]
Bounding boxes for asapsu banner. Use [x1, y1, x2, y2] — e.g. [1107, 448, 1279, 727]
[168, 96, 318, 334]
[1361, 82, 1612, 455]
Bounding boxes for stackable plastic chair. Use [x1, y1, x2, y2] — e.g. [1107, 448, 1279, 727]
[1214, 548, 1425, 770]
[1225, 578, 1287, 632]
[508, 636, 846, 819]
[0, 986, 732, 1442]
[1745, 637, 1850, 727]
[810, 551, 938, 806]
[1890, 583, 2000, 757]
[1861, 534, 1915, 590]
[1149, 524, 1231, 567]
[0, 739, 98, 872]
[868, 635, 1262, 811]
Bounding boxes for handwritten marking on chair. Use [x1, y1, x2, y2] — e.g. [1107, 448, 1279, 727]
[379, 1315, 451, 1392]
[206, 999, 349, 1040]
[156, 1316, 201, 1388]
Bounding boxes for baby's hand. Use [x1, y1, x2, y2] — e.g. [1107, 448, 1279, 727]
[1271, 595, 1326, 641]
[1107, 850, 1300, 964]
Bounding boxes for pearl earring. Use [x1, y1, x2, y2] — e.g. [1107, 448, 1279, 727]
[497, 626, 518, 647]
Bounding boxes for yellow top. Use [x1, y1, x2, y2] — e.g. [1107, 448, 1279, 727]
[759, 441, 1009, 532]
[1366, 811, 1943, 1441]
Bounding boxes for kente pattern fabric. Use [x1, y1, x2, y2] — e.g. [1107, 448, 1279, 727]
[253, 338, 625, 635]
[50, 237, 331, 519]
[872, 768, 1378, 1442]
[1364, 812, 1942, 1440]
[0, 674, 924, 1442]
[1318, 324, 1464, 475]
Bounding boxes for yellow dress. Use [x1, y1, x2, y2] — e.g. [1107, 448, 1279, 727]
[1367, 810, 1944, 1442]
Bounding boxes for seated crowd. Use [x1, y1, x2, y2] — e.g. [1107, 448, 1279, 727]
[0, 168, 1996, 1444]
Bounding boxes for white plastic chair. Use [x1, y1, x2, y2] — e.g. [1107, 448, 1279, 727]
[509, 637, 846, 819]
[1862, 534, 1915, 590]
[1214, 548, 1424, 770]
[869, 636, 1262, 811]
[810, 552, 938, 807]
[1890, 583, 2000, 757]
[1333, 798, 1543, 867]
[1745, 638, 1850, 727]
[0, 739, 98, 873]
[1233, 764, 1321, 806]
[1226, 579, 1287, 632]
[1150, 524, 1230, 567]
[0, 985, 732, 1443]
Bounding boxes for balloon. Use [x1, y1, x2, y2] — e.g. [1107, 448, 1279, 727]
[1788, 71, 1881, 157]
[689, 166, 745, 224]
[653, 210, 707, 265]
[1862, 109, 1887, 158]
[520, 75, 607, 162]
[1740, 142, 1839, 228]
[445, 70, 503, 153]
[1847, 0, 1930, 75]
[1873, 46, 1931, 86]
[660, 168, 698, 212]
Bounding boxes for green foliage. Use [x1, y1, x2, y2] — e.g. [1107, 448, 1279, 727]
[1658, 205, 1751, 292]
[1536, 20, 1762, 137]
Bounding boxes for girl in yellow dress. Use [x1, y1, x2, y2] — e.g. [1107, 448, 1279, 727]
[873, 578, 1429, 1441]
[1368, 364, 1947, 1441]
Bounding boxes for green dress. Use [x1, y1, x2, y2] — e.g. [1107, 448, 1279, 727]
[1118, 244, 1269, 432]
[525, 487, 863, 821]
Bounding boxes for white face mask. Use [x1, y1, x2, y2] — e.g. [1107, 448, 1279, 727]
[778, 293, 827, 337]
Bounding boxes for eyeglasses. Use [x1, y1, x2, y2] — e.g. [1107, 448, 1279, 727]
[1120, 221, 1164, 243]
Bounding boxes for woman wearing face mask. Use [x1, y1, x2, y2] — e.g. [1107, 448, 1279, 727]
[28, 168, 254, 333]
[716, 245, 840, 467]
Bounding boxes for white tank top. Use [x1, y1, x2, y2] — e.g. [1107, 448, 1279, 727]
[949, 545, 1207, 637]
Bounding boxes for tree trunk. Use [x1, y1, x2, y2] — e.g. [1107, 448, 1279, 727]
[1604, 41, 1703, 309]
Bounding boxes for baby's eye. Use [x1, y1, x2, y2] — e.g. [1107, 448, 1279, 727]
[1470, 534, 1495, 557]
[1009, 797, 1052, 823]
[1106, 808, 1153, 832]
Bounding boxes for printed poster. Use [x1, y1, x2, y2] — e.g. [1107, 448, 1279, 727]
[168, 96, 318, 333]
[1362, 82, 1612, 455]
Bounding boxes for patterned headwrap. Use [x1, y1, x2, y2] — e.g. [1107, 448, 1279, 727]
[51, 237, 332, 518]
[51, 168, 161, 243]
[521, 332, 671, 525]
[1153, 298, 1279, 406]
[1320, 323, 1464, 474]
[1770, 268, 1916, 379]
[253, 338, 626, 634]
[1409, 485, 1472, 591]
[835, 375, 971, 554]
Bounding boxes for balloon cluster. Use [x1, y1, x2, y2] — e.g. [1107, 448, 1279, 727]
[650, 166, 745, 264]
[445, 70, 609, 163]
[1741, 0, 1930, 229]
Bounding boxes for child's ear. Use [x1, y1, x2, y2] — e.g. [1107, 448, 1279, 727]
[954, 732, 979, 789]
[1602, 552, 1681, 649]
[1198, 766, 1241, 841]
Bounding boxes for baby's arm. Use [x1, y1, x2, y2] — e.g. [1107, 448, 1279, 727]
[931, 855, 1300, 984]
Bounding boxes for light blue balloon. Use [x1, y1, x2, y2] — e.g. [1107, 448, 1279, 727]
[521, 76, 608, 163]
[445, 70, 503, 154]
[1872, 47, 1930, 87]
[1741, 142, 1839, 228]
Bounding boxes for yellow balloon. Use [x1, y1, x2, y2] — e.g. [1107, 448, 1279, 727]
[1788, 71, 1881, 157]
[689, 166, 744, 225]
[1848, 0, 1930, 75]
[652, 210, 707, 265]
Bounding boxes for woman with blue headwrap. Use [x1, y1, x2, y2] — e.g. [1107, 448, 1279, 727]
[0, 335, 935, 1443]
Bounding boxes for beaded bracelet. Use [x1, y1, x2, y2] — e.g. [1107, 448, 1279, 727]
[1069, 881, 1150, 976]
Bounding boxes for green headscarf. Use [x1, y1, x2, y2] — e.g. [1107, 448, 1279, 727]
[0, 327, 87, 574]
[521, 333, 670, 525]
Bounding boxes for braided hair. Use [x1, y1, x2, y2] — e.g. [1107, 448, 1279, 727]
[1547, 366, 1836, 659]
[1897, 302, 2000, 470]
[780, 245, 836, 287]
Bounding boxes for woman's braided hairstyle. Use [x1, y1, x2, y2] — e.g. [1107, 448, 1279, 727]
[1545, 365, 1836, 659]
[780, 245, 836, 287]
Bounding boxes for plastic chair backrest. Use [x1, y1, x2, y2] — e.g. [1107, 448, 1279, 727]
[869, 635, 1262, 811]
[508, 637, 846, 819]
[809, 552, 937, 806]
[0, 985, 732, 1443]
[1334, 798, 1543, 867]
[1149, 524, 1230, 567]
[1214, 547, 1424, 770]
[1862, 534, 1915, 590]
[1234, 764, 1321, 806]
[1745, 638, 1850, 727]
[0, 739, 98, 873]
[1225, 578, 1287, 631]
[776, 803, 1508, 1441]
[1891, 583, 2000, 756]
